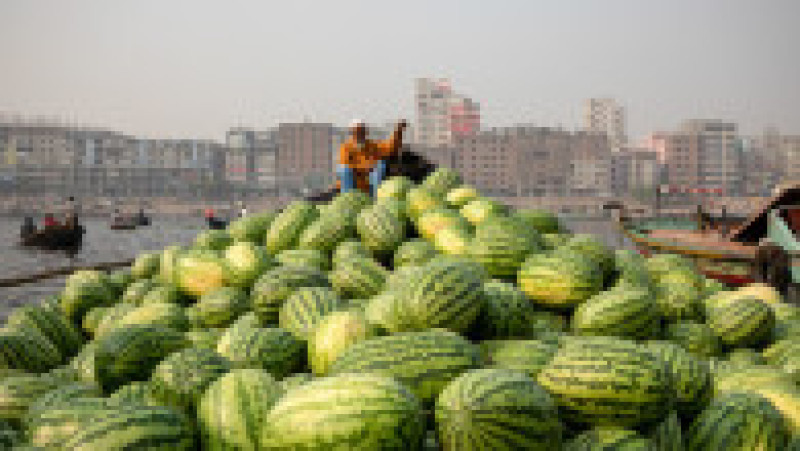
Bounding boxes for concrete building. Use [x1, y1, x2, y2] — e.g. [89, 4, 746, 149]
[276, 123, 337, 195]
[414, 78, 480, 147]
[779, 134, 800, 182]
[584, 98, 626, 152]
[225, 128, 278, 194]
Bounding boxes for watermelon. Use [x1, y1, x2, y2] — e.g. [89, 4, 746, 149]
[26, 397, 113, 448]
[278, 373, 313, 392]
[321, 190, 371, 222]
[357, 203, 406, 255]
[445, 185, 478, 208]
[250, 265, 331, 325]
[480, 339, 558, 378]
[390, 258, 484, 333]
[223, 241, 272, 288]
[665, 321, 721, 358]
[422, 167, 462, 197]
[81, 306, 109, 335]
[159, 245, 184, 286]
[555, 234, 615, 281]
[193, 286, 248, 328]
[436, 368, 562, 450]
[131, 252, 161, 280]
[470, 280, 538, 339]
[460, 198, 505, 226]
[150, 347, 231, 413]
[650, 410, 684, 451]
[94, 324, 188, 393]
[23, 382, 102, 428]
[140, 284, 183, 305]
[216, 326, 304, 379]
[69, 342, 101, 386]
[5, 304, 84, 360]
[309, 310, 376, 376]
[565, 427, 655, 450]
[62, 404, 197, 450]
[377, 176, 412, 201]
[227, 211, 275, 243]
[332, 240, 370, 266]
[59, 270, 115, 323]
[121, 278, 157, 305]
[572, 285, 660, 340]
[406, 186, 444, 220]
[91, 303, 137, 338]
[275, 249, 330, 271]
[433, 225, 472, 256]
[109, 381, 160, 406]
[194, 229, 233, 251]
[394, 239, 437, 268]
[0, 374, 61, 426]
[612, 249, 655, 292]
[653, 270, 704, 322]
[198, 368, 283, 450]
[105, 268, 132, 296]
[0, 420, 18, 449]
[518, 253, 603, 308]
[515, 208, 562, 234]
[686, 391, 789, 451]
[537, 337, 672, 428]
[328, 329, 482, 403]
[646, 340, 712, 417]
[705, 295, 774, 348]
[469, 216, 541, 279]
[279, 287, 342, 340]
[109, 302, 189, 334]
[329, 256, 387, 299]
[265, 200, 318, 254]
[184, 328, 223, 351]
[646, 254, 696, 280]
[260, 374, 425, 450]
[175, 251, 231, 298]
[0, 329, 61, 373]
[541, 233, 570, 250]
[298, 215, 356, 254]
[417, 208, 470, 241]
[363, 291, 402, 332]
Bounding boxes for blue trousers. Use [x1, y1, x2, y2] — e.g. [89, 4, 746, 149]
[337, 160, 387, 197]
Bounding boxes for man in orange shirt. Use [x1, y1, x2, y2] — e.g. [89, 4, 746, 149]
[337, 119, 407, 196]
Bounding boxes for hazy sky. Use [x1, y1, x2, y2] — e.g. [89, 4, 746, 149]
[1, 0, 798, 141]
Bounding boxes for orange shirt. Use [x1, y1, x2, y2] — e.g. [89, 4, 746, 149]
[339, 133, 402, 172]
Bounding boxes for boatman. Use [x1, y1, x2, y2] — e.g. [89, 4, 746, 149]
[337, 119, 407, 197]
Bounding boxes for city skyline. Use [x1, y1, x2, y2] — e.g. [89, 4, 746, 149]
[1, 0, 798, 141]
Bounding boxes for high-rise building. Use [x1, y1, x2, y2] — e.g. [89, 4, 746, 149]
[414, 78, 480, 147]
[584, 98, 627, 152]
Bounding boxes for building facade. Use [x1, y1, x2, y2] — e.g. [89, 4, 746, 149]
[584, 98, 627, 152]
[414, 78, 480, 147]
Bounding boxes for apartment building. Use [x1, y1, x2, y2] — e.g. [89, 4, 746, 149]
[276, 123, 337, 194]
[415, 78, 480, 147]
[584, 98, 627, 152]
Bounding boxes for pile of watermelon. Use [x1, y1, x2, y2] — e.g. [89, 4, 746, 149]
[2, 168, 799, 450]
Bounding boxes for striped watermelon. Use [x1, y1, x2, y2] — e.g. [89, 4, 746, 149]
[515, 209, 562, 234]
[251, 265, 331, 325]
[433, 225, 472, 256]
[321, 190, 371, 222]
[193, 286, 248, 328]
[572, 285, 660, 340]
[460, 198, 505, 226]
[554, 234, 615, 282]
[653, 269, 705, 322]
[469, 217, 541, 279]
[328, 256, 387, 300]
[26, 397, 113, 448]
[357, 203, 406, 255]
[470, 280, 538, 339]
[265, 200, 318, 254]
[81, 306, 110, 335]
[665, 321, 722, 358]
[91, 303, 137, 338]
[329, 329, 482, 403]
[435, 368, 562, 450]
[686, 391, 789, 451]
[109, 381, 160, 406]
[612, 249, 655, 292]
[140, 284, 183, 305]
[198, 368, 283, 450]
[0, 373, 61, 426]
[445, 185, 478, 208]
[175, 250, 231, 299]
[5, 304, 84, 360]
[480, 339, 558, 378]
[650, 410, 684, 451]
[0, 419, 17, 449]
[194, 229, 233, 251]
[130, 252, 161, 280]
[216, 326, 304, 379]
[275, 249, 330, 271]
[0, 329, 62, 373]
[537, 337, 672, 428]
[391, 258, 484, 333]
[541, 232, 570, 250]
[121, 278, 157, 305]
[223, 241, 273, 288]
[565, 427, 655, 450]
[150, 347, 231, 413]
[59, 270, 115, 324]
[108, 302, 189, 334]
[94, 324, 188, 393]
[332, 240, 370, 266]
[309, 310, 376, 376]
[23, 382, 101, 428]
[646, 341, 712, 417]
[227, 211, 275, 243]
[406, 186, 444, 220]
[377, 175, 412, 201]
[69, 342, 101, 386]
[184, 328, 223, 351]
[363, 291, 402, 332]
[260, 374, 425, 450]
[394, 239, 437, 268]
[417, 208, 470, 241]
[422, 167, 462, 197]
[518, 253, 603, 308]
[159, 245, 184, 287]
[62, 404, 197, 450]
[705, 295, 774, 348]
[297, 215, 356, 254]
[712, 368, 800, 434]
[279, 287, 342, 340]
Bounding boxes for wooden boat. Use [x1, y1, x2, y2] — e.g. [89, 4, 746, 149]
[20, 224, 85, 249]
[613, 181, 799, 292]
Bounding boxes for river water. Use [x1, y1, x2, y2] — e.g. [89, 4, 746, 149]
[0, 216, 631, 323]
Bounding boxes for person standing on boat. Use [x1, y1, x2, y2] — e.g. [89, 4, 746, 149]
[239, 203, 247, 218]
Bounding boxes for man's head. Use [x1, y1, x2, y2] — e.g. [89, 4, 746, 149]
[350, 119, 367, 142]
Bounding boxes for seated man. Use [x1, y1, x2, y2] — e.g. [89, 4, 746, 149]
[337, 119, 407, 197]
